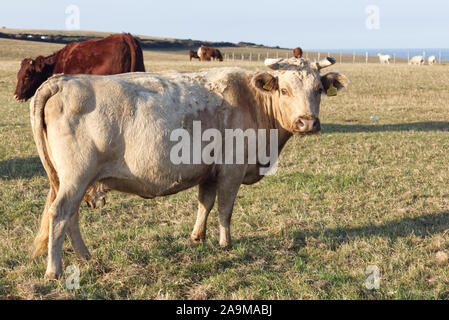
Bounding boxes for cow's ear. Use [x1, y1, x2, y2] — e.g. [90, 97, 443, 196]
[21, 59, 31, 67]
[321, 72, 349, 95]
[252, 73, 279, 93]
[34, 56, 46, 72]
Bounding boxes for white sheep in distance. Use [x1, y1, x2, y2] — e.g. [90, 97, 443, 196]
[377, 53, 391, 64]
[409, 56, 425, 65]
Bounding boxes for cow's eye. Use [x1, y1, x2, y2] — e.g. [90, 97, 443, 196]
[281, 88, 288, 95]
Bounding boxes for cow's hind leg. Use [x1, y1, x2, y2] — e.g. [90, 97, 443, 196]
[45, 182, 88, 279]
[191, 181, 217, 244]
[67, 208, 91, 260]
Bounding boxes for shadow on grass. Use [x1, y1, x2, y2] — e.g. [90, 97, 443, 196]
[232, 211, 449, 252]
[0, 156, 45, 180]
[323, 121, 449, 133]
[307, 211, 449, 246]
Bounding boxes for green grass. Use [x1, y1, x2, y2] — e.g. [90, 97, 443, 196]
[0, 38, 448, 299]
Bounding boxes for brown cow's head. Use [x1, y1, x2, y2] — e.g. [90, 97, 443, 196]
[14, 56, 53, 102]
[293, 47, 303, 59]
[215, 49, 224, 61]
[253, 57, 349, 134]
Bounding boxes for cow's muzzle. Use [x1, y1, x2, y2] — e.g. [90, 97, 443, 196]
[14, 94, 26, 102]
[293, 116, 321, 134]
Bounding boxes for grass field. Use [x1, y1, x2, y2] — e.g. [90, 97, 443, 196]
[0, 38, 448, 300]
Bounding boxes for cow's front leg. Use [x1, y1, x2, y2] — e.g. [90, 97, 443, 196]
[191, 180, 217, 244]
[216, 169, 245, 249]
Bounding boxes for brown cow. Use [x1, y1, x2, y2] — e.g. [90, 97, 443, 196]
[293, 47, 303, 59]
[14, 33, 145, 101]
[197, 46, 224, 61]
[189, 50, 200, 61]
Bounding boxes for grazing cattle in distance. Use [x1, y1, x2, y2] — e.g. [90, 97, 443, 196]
[189, 50, 200, 61]
[197, 46, 224, 61]
[377, 53, 391, 64]
[409, 55, 425, 65]
[14, 33, 145, 101]
[30, 57, 348, 279]
[428, 55, 437, 65]
[293, 47, 303, 58]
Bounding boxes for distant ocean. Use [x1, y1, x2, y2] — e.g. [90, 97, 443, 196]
[312, 48, 449, 61]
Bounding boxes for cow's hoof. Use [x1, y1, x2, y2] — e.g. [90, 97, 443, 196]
[219, 242, 232, 250]
[76, 249, 92, 260]
[190, 234, 205, 245]
[44, 271, 61, 280]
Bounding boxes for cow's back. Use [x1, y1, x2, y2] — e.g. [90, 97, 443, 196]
[54, 34, 145, 75]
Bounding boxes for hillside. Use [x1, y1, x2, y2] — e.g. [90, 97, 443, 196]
[0, 28, 279, 50]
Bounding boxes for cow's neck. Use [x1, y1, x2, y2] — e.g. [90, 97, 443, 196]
[252, 90, 293, 155]
[42, 52, 58, 76]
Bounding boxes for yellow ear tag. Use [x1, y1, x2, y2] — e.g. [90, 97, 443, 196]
[326, 83, 338, 97]
[263, 83, 272, 91]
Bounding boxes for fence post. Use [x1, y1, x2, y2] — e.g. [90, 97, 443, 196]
[242, 53, 244, 61]
[276, 51, 279, 59]
[258, 53, 260, 62]
[317, 52, 320, 61]
[352, 51, 355, 64]
[393, 53, 396, 64]
[439, 51, 442, 64]
[249, 53, 252, 62]
[407, 51, 410, 64]
[267, 51, 269, 59]
[365, 52, 368, 64]
[339, 52, 342, 64]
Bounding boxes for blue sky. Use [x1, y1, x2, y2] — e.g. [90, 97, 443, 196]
[1, 0, 448, 49]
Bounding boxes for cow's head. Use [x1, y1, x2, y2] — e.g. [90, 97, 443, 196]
[14, 56, 52, 102]
[216, 50, 224, 61]
[293, 47, 303, 59]
[253, 57, 349, 134]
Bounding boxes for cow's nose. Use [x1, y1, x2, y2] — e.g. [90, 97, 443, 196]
[13, 94, 18, 100]
[295, 117, 319, 133]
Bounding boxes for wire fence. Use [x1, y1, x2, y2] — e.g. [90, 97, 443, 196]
[219, 50, 446, 65]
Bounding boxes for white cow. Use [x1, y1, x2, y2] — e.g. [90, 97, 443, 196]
[30, 57, 349, 278]
[377, 53, 391, 64]
[409, 56, 425, 65]
[428, 55, 437, 65]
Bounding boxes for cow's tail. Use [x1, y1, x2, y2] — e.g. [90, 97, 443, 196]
[124, 33, 146, 72]
[30, 76, 61, 258]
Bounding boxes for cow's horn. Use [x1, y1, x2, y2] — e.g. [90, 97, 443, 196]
[316, 57, 336, 70]
[264, 58, 284, 70]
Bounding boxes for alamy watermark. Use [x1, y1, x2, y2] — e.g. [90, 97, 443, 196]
[365, 265, 380, 290]
[65, 5, 80, 30]
[365, 5, 380, 30]
[170, 121, 279, 175]
[65, 264, 80, 290]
